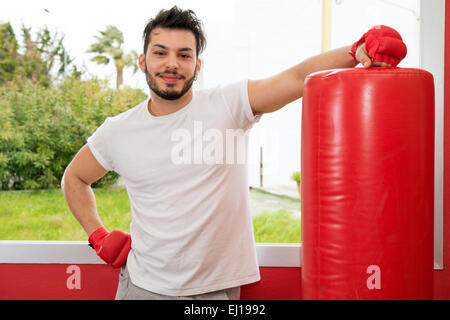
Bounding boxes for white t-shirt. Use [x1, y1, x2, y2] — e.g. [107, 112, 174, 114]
[87, 79, 261, 296]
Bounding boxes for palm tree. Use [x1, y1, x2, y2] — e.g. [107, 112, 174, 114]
[87, 25, 138, 89]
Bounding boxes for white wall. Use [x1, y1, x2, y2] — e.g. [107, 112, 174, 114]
[239, 0, 421, 187]
[200, 0, 421, 188]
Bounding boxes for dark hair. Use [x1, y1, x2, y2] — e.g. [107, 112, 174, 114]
[142, 6, 207, 57]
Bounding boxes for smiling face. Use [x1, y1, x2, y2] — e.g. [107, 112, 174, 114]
[139, 27, 202, 101]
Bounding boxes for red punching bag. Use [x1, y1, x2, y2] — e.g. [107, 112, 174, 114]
[301, 68, 434, 300]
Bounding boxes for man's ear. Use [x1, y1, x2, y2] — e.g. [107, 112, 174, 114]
[138, 53, 147, 73]
[195, 58, 202, 78]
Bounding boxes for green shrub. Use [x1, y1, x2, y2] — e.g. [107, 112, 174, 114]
[0, 76, 146, 190]
[290, 171, 301, 183]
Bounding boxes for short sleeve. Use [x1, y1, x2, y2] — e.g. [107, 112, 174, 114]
[86, 118, 114, 171]
[221, 79, 262, 130]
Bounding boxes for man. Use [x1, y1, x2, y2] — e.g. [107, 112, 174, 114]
[61, 6, 406, 300]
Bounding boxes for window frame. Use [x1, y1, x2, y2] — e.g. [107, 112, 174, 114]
[0, 241, 301, 267]
[0, 0, 443, 271]
[420, 0, 445, 270]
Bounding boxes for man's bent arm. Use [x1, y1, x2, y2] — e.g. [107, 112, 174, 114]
[61, 144, 108, 236]
[248, 45, 358, 115]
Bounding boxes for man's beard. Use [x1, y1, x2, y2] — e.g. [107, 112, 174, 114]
[144, 62, 196, 101]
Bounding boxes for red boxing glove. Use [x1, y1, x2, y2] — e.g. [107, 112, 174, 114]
[88, 227, 131, 268]
[350, 25, 407, 67]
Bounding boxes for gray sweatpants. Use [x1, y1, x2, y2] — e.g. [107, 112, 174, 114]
[115, 265, 241, 300]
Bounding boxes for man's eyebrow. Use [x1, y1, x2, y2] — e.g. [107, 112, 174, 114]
[178, 47, 194, 52]
[152, 44, 167, 50]
[152, 44, 193, 52]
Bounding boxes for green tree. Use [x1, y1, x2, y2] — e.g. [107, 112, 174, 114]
[0, 22, 19, 83]
[87, 25, 138, 89]
[20, 25, 74, 86]
[0, 22, 75, 86]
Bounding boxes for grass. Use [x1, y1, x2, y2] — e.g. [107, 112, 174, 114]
[0, 187, 301, 243]
[252, 209, 301, 243]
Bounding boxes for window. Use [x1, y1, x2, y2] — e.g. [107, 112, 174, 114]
[1, 1, 440, 272]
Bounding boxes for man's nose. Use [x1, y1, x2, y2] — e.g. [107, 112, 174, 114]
[165, 52, 179, 69]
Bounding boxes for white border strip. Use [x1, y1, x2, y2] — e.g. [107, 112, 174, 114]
[420, 0, 445, 270]
[0, 241, 103, 264]
[256, 244, 301, 267]
[0, 241, 302, 267]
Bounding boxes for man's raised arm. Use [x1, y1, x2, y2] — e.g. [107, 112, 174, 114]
[248, 25, 407, 115]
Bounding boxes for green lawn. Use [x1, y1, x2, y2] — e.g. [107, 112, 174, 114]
[253, 210, 301, 243]
[0, 187, 301, 243]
